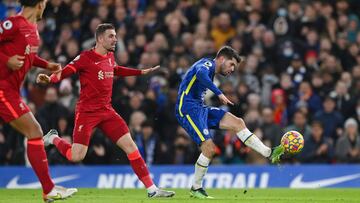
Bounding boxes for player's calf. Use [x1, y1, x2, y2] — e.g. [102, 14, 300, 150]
[126, 150, 175, 197]
[43, 129, 87, 162]
[200, 139, 216, 158]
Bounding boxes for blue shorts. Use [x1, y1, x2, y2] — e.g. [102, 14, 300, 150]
[175, 104, 227, 144]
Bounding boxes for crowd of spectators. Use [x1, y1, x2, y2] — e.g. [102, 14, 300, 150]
[0, 0, 360, 166]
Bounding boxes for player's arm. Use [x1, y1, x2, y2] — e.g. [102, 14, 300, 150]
[114, 65, 159, 77]
[0, 18, 26, 70]
[36, 64, 77, 84]
[196, 67, 222, 95]
[33, 55, 61, 72]
[196, 67, 233, 105]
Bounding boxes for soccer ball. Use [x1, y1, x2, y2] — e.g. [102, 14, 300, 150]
[281, 131, 304, 154]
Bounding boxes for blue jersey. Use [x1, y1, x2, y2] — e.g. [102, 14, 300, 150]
[175, 58, 226, 144]
[177, 58, 222, 107]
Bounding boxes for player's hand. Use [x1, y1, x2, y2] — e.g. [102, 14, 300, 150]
[141, 65, 160, 75]
[36, 73, 51, 84]
[6, 55, 25, 70]
[47, 62, 61, 72]
[218, 94, 234, 105]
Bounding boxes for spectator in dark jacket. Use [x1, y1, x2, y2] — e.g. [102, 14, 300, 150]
[314, 95, 344, 141]
[260, 107, 283, 147]
[37, 87, 70, 133]
[299, 121, 333, 163]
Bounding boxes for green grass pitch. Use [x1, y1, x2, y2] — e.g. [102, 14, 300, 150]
[0, 188, 358, 203]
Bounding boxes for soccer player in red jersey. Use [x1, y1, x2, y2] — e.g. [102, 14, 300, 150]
[37, 23, 175, 198]
[0, 0, 77, 202]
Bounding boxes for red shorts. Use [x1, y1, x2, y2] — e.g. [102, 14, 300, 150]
[73, 108, 129, 146]
[0, 90, 30, 123]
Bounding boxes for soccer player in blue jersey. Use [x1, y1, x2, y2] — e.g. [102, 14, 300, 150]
[175, 46, 284, 199]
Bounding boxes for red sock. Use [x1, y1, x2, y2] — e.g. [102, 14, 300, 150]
[127, 150, 154, 188]
[27, 138, 55, 194]
[53, 137, 72, 161]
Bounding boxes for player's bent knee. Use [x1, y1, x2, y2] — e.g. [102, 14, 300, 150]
[201, 141, 216, 158]
[116, 133, 138, 154]
[71, 153, 85, 162]
[27, 125, 43, 139]
[234, 117, 245, 131]
[71, 144, 87, 162]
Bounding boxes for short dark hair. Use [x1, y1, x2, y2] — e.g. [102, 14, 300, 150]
[216, 46, 244, 64]
[141, 120, 154, 128]
[312, 120, 323, 128]
[95, 23, 115, 40]
[19, 0, 44, 7]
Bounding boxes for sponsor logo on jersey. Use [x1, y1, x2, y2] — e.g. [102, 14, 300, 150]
[98, 70, 114, 80]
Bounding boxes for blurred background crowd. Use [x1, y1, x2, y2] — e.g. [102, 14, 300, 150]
[0, 0, 360, 166]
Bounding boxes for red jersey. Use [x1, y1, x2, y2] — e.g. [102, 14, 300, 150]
[50, 49, 141, 112]
[0, 15, 48, 92]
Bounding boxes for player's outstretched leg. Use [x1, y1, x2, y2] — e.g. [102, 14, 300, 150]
[116, 133, 175, 198]
[44, 129, 73, 161]
[9, 114, 77, 202]
[44, 129, 88, 163]
[190, 140, 214, 199]
[219, 112, 284, 163]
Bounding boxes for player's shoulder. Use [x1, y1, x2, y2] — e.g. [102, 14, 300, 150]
[69, 51, 89, 65]
[195, 58, 215, 70]
[0, 16, 20, 30]
[3, 15, 20, 22]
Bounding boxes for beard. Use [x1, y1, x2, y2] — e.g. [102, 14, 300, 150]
[219, 63, 228, 76]
[106, 47, 115, 52]
[106, 44, 116, 52]
[36, 14, 42, 21]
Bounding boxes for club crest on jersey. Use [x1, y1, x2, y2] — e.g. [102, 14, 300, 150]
[204, 61, 212, 67]
[98, 70, 104, 80]
[78, 125, 83, 132]
[24, 45, 30, 55]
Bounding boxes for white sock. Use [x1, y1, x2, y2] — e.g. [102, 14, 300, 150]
[192, 153, 210, 189]
[49, 135, 58, 144]
[236, 128, 271, 157]
[147, 184, 158, 193]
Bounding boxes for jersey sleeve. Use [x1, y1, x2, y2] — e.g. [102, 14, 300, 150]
[33, 55, 49, 69]
[0, 18, 19, 42]
[196, 64, 222, 96]
[49, 55, 82, 83]
[114, 66, 142, 77]
[0, 18, 19, 64]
